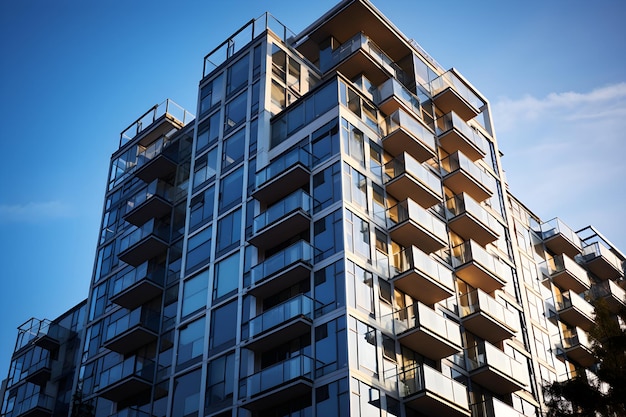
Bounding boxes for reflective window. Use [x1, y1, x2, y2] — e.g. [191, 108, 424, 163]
[171, 369, 201, 417]
[316, 378, 349, 416]
[224, 91, 247, 134]
[219, 166, 243, 213]
[227, 55, 249, 95]
[350, 378, 381, 417]
[189, 185, 215, 232]
[343, 163, 367, 211]
[213, 251, 240, 300]
[205, 351, 235, 413]
[314, 209, 343, 261]
[193, 147, 218, 190]
[181, 271, 208, 319]
[222, 129, 245, 171]
[313, 161, 341, 213]
[314, 260, 345, 313]
[315, 317, 347, 376]
[312, 120, 340, 166]
[177, 317, 205, 369]
[345, 209, 370, 260]
[216, 208, 242, 255]
[341, 119, 365, 166]
[196, 111, 220, 153]
[347, 260, 374, 316]
[185, 226, 212, 274]
[348, 318, 378, 377]
[210, 301, 237, 355]
[200, 73, 224, 115]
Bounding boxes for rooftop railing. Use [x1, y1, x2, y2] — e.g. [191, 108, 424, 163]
[120, 99, 193, 147]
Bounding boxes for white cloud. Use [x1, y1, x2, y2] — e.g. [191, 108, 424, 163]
[0, 201, 73, 223]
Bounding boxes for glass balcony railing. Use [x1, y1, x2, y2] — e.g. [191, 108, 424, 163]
[376, 77, 422, 116]
[109, 408, 152, 417]
[441, 152, 496, 194]
[125, 180, 172, 215]
[380, 109, 436, 159]
[557, 290, 594, 318]
[562, 327, 592, 350]
[135, 135, 172, 168]
[391, 246, 455, 293]
[119, 218, 170, 253]
[446, 193, 500, 233]
[105, 307, 160, 343]
[540, 254, 590, 292]
[452, 241, 508, 282]
[539, 218, 582, 249]
[397, 364, 469, 410]
[387, 199, 448, 244]
[238, 355, 316, 399]
[14, 318, 67, 352]
[98, 356, 155, 391]
[437, 112, 488, 157]
[242, 294, 320, 340]
[255, 147, 312, 189]
[471, 397, 526, 417]
[583, 242, 625, 276]
[428, 70, 484, 113]
[467, 341, 529, 387]
[120, 99, 193, 147]
[384, 152, 442, 197]
[388, 303, 461, 348]
[7, 392, 55, 417]
[110, 262, 165, 299]
[592, 280, 626, 310]
[253, 190, 312, 233]
[459, 289, 520, 331]
[247, 241, 314, 287]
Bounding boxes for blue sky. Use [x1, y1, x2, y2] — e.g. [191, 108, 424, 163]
[0, 0, 624, 378]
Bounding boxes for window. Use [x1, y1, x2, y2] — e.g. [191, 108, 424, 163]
[314, 260, 345, 313]
[189, 185, 215, 232]
[314, 209, 343, 261]
[313, 161, 341, 213]
[345, 209, 370, 260]
[209, 301, 237, 354]
[200, 74, 224, 115]
[181, 271, 208, 319]
[216, 208, 241, 254]
[213, 251, 240, 300]
[185, 226, 212, 274]
[271, 44, 287, 81]
[369, 141, 383, 183]
[193, 147, 218, 190]
[177, 317, 205, 369]
[288, 59, 301, 91]
[316, 378, 349, 416]
[196, 111, 220, 153]
[312, 120, 340, 165]
[222, 129, 245, 171]
[171, 369, 201, 417]
[347, 260, 374, 315]
[252, 45, 262, 79]
[343, 163, 367, 211]
[205, 352, 235, 412]
[271, 79, 286, 110]
[349, 319, 378, 377]
[218, 166, 243, 213]
[315, 317, 347, 376]
[372, 184, 385, 225]
[341, 119, 365, 166]
[224, 92, 247, 133]
[351, 379, 381, 417]
[226, 55, 249, 95]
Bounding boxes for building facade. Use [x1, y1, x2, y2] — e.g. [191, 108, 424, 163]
[2, 1, 625, 417]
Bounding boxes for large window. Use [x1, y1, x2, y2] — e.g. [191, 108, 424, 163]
[213, 251, 240, 301]
[347, 260, 374, 316]
[193, 147, 218, 190]
[313, 161, 341, 213]
[222, 129, 245, 171]
[209, 301, 237, 355]
[189, 185, 215, 232]
[176, 317, 205, 370]
[216, 208, 241, 254]
[315, 317, 347, 376]
[316, 378, 349, 416]
[205, 351, 235, 413]
[200, 73, 224, 115]
[224, 92, 247, 134]
[345, 209, 370, 260]
[218, 167, 243, 213]
[350, 379, 381, 417]
[181, 271, 208, 319]
[312, 120, 340, 165]
[185, 226, 212, 274]
[314, 260, 345, 313]
[341, 119, 365, 166]
[348, 318, 378, 377]
[314, 209, 343, 261]
[196, 111, 220, 153]
[171, 369, 201, 417]
[343, 163, 368, 212]
[226, 55, 249, 95]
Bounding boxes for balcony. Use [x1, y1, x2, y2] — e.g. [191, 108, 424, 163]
[437, 112, 488, 162]
[123, 180, 173, 227]
[117, 219, 170, 267]
[14, 319, 67, 353]
[384, 153, 442, 208]
[428, 70, 484, 122]
[556, 290, 595, 331]
[592, 280, 626, 312]
[7, 393, 55, 417]
[441, 152, 495, 203]
[561, 327, 595, 367]
[467, 341, 528, 394]
[452, 241, 508, 293]
[380, 109, 436, 163]
[582, 242, 625, 280]
[471, 397, 526, 417]
[245, 241, 314, 299]
[376, 77, 422, 119]
[103, 307, 160, 355]
[22, 356, 53, 386]
[446, 193, 500, 246]
[134, 135, 178, 183]
[120, 99, 192, 148]
[320, 32, 405, 86]
[398, 365, 470, 417]
[387, 199, 448, 253]
[97, 356, 155, 402]
[537, 218, 582, 259]
[108, 408, 152, 417]
[387, 302, 462, 360]
[249, 190, 312, 249]
[390, 246, 455, 305]
[242, 295, 320, 353]
[459, 289, 519, 343]
[238, 355, 315, 411]
[253, 147, 312, 205]
[540, 254, 590, 293]
[109, 262, 165, 310]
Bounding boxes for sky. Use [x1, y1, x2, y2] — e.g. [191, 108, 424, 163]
[0, 0, 625, 379]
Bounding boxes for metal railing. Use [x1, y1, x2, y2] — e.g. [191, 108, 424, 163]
[120, 99, 193, 147]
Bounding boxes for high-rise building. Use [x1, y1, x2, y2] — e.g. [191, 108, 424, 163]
[2, 1, 625, 416]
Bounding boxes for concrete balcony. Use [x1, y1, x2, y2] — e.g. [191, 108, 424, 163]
[582, 242, 625, 280]
[445, 193, 500, 246]
[384, 152, 443, 208]
[380, 109, 436, 163]
[103, 307, 160, 355]
[540, 254, 590, 294]
[7, 393, 55, 417]
[97, 356, 155, 402]
[441, 152, 495, 203]
[242, 295, 320, 353]
[253, 147, 312, 205]
[556, 290, 595, 331]
[245, 241, 314, 299]
[459, 289, 519, 343]
[537, 218, 582, 259]
[387, 302, 462, 360]
[238, 355, 315, 411]
[123, 179, 173, 227]
[387, 199, 448, 253]
[117, 219, 170, 267]
[467, 341, 529, 394]
[376, 77, 422, 119]
[428, 70, 484, 122]
[437, 112, 488, 162]
[452, 241, 508, 293]
[592, 280, 626, 313]
[109, 262, 165, 310]
[561, 327, 595, 367]
[471, 397, 526, 417]
[398, 364, 470, 417]
[249, 190, 311, 249]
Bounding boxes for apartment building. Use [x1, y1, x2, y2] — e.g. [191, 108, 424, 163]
[2, 1, 624, 417]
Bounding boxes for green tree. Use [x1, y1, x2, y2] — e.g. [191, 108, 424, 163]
[544, 298, 626, 417]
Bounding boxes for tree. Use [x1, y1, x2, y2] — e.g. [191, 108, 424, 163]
[544, 298, 626, 417]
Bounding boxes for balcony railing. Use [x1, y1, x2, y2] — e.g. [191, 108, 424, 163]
[109, 262, 165, 309]
[104, 307, 160, 354]
[97, 356, 155, 401]
[253, 147, 312, 204]
[471, 397, 526, 417]
[123, 179, 173, 226]
[459, 289, 519, 343]
[384, 152, 442, 207]
[238, 355, 315, 399]
[538, 218, 582, 259]
[582, 242, 625, 280]
[540, 254, 590, 293]
[120, 99, 193, 148]
[437, 112, 488, 161]
[441, 152, 495, 202]
[380, 109, 436, 162]
[387, 199, 448, 253]
[561, 327, 595, 367]
[14, 318, 67, 353]
[376, 77, 422, 117]
[446, 193, 500, 246]
[556, 290, 594, 331]
[452, 240, 508, 292]
[592, 280, 626, 312]
[118, 218, 170, 266]
[428, 70, 484, 121]
[108, 408, 152, 417]
[467, 341, 529, 394]
[5, 392, 55, 417]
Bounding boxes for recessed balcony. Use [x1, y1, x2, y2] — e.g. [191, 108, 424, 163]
[123, 180, 173, 227]
[441, 152, 495, 203]
[384, 152, 443, 208]
[389, 245, 455, 305]
[582, 242, 625, 280]
[446, 193, 500, 246]
[97, 356, 155, 402]
[103, 307, 160, 355]
[380, 109, 436, 163]
[245, 241, 314, 299]
[242, 295, 320, 353]
[238, 355, 315, 411]
[253, 147, 312, 205]
[9, 393, 55, 417]
[428, 70, 483, 122]
[561, 327, 595, 367]
[540, 254, 590, 293]
[537, 218, 582, 259]
[459, 289, 519, 343]
[592, 280, 626, 313]
[249, 190, 312, 249]
[467, 341, 529, 394]
[398, 364, 470, 417]
[452, 241, 508, 293]
[134, 136, 178, 183]
[117, 219, 170, 267]
[436, 112, 488, 162]
[389, 302, 462, 360]
[471, 397, 526, 417]
[376, 77, 422, 119]
[556, 290, 595, 331]
[387, 199, 448, 253]
[109, 262, 165, 310]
